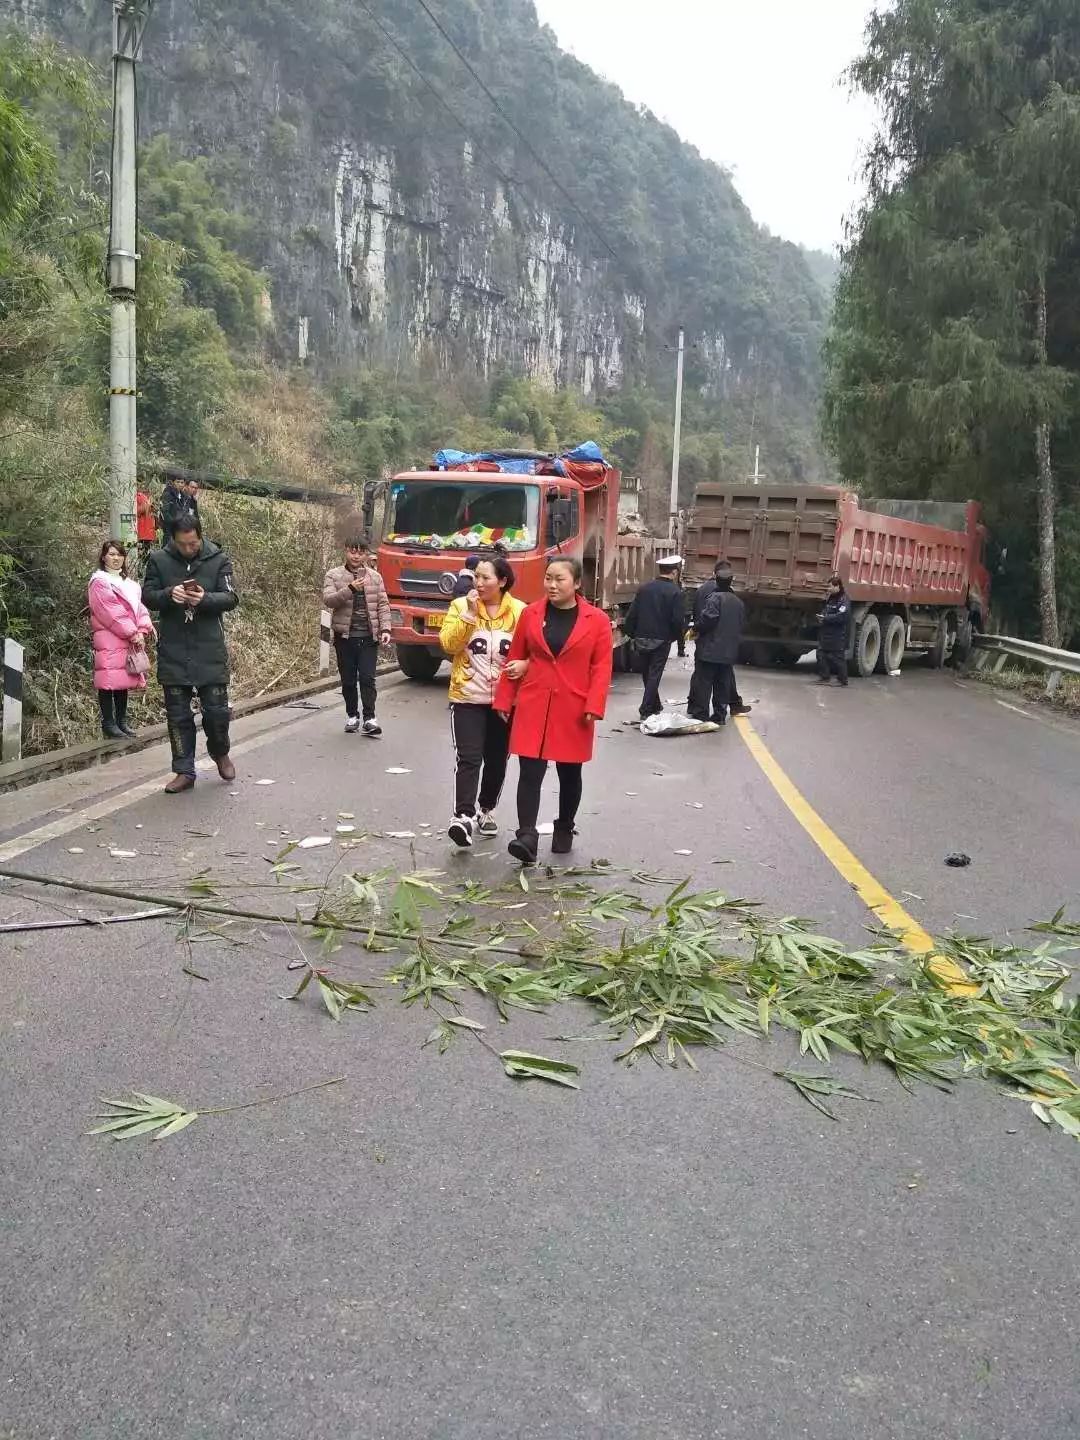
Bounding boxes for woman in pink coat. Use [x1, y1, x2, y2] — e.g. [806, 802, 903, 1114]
[88, 539, 155, 738]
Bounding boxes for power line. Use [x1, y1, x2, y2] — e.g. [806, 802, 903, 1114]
[408, 0, 626, 270]
[354, 0, 518, 195]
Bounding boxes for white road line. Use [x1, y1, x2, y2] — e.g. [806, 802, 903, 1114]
[0, 721, 297, 865]
[995, 699, 1037, 720]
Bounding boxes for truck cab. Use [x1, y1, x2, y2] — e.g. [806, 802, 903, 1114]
[376, 460, 641, 680]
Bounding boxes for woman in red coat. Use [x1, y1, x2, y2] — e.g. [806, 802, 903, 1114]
[494, 556, 614, 864]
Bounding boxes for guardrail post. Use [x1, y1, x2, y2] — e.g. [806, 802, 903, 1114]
[1045, 669, 1063, 699]
[318, 608, 332, 677]
[992, 652, 1009, 674]
[2, 638, 24, 763]
[973, 649, 989, 672]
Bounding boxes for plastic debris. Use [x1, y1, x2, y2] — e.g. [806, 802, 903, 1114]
[641, 711, 721, 736]
[386, 767, 412, 775]
[945, 852, 972, 868]
[297, 836, 332, 849]
[254, 778, 275, 786]
[108, 848, 137, 859]
[386, 830, 417, 839]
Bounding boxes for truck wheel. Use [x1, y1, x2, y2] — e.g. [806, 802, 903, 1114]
[396, 645, 443, 682]
[877, 614, 905, 674]
[852, 613, 881, 678]
[951, 613, 974, 667]
[927, 616, 954, 669]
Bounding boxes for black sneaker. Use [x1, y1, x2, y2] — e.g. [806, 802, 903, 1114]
[448, 815, 474, 848]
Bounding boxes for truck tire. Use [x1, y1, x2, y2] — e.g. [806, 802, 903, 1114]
[852, 613, 881, 678]
[396, 645, 443, 682]
[927, 616, 953, 670]
[877, 614, 905, 674]
[952, 613, 974, 667]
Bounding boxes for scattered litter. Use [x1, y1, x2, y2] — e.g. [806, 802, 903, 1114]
[538, 823, 554, 836]
[336, 824, 356, 835]
[338, 812, 355, 820]
[625, 791, 637, 797]
[673, 849, 693, 856]
[686, 802, 704, 809]
[902, 890, 924, 902]
[386, 767, 412, 775]
[641, 711, 721, 737]
[284, 699, 321, 710]
[254, 778, 276, 786]
[67, 847, 84, 855]
[945, 852, 972, 868]
[228, 790, 239, 797]
[297, 836, 332, 849]
[386, 830, 417, 839]
[134, 824, 143, 830]
[108, 848, 137, 859]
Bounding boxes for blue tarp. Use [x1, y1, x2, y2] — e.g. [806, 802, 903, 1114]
[432, 442, 608, 474]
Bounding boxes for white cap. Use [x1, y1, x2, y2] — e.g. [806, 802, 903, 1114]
[656, 554, 683, 568]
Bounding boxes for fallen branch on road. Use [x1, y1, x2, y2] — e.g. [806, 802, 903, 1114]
[5, 864, 1079, 1144]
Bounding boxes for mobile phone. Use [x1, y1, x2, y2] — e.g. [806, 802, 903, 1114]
[182, 579, 201, 592]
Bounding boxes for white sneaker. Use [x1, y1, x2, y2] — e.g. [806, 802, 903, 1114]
[362, 717, 382, 737]
[344, 715, 360, 733]
[448, 815, 474, 848]
[476, 811, 499, 836]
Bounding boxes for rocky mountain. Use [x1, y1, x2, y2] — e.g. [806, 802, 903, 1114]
[4, 0, 831, 479]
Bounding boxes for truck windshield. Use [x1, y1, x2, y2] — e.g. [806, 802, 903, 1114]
[385, 481, 540, 552]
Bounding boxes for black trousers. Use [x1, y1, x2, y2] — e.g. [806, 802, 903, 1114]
[97, 689, 129, 730]
[334, 635, 379, 719]
[516, 756, 583, 836]
[638, 644, 669, 717]
[688, 660, 737, 721]
[817, 648, 848, 684]
[164, 684, 230, 777]
[450, 703, 510, 816]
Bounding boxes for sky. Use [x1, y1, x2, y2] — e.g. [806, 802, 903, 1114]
[532, 0, 881, 253]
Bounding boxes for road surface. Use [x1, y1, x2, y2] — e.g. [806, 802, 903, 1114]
[2, 659, 1079, 1440]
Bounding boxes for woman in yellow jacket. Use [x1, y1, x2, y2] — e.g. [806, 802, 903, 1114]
[440, 555, 527, 847]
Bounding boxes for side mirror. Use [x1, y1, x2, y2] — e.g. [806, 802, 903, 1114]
[549, 497, 573, 543]
[362, 481, 376, 535]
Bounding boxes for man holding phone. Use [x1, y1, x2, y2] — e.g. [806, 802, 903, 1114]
[143, 514, 240, 792]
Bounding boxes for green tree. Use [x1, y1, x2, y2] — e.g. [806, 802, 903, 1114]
[825, 0, 1080, 644]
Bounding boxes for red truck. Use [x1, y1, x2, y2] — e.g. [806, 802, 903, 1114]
[374, 453, 655, 679]
[682, 484, 991, 676]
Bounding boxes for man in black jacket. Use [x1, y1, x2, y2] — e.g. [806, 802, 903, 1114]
[816, 575, 851, 686]
[143, 515, 240, 792]
[688, 562, 749, 724]
[623, 555, 686, 719]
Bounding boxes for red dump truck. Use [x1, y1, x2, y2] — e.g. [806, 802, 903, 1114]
[682, 484, 991, 676]
[374, 452, 655, 679]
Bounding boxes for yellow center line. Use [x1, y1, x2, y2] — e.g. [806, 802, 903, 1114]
[734, 716, 978, 995]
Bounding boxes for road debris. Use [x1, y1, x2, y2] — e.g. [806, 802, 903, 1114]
[945, 852, 973, 867]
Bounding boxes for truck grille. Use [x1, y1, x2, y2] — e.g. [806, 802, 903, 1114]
[399, 568, 456, 597]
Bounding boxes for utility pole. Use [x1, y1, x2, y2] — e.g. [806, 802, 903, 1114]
[108, 1, 152, 543]
[668, 326, 685, 543]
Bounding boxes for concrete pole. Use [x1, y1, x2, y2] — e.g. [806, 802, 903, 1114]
[108, 3, 150, 544]
[668, 326, 685, 543]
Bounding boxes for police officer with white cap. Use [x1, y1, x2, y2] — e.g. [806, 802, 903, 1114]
[622, 554, 687, 720]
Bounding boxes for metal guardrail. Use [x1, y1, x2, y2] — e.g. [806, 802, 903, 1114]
[972, 633, 1080, 696]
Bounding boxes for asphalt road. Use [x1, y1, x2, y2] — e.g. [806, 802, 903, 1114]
[2, 658, 1079, 1440]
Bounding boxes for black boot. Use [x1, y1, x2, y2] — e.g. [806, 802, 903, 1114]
[98, 691, 125, 740]
[508, 828, 539, 866]
[551, 821, 575, 855]
[113, 690, 137, 738]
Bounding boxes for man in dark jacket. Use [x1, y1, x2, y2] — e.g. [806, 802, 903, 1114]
[816, 574, 851, 686]
[688, 562, 748, 724]
[623, 555, 686, 719]
[159, 477, 199, 540]
[143, 514, 240, 792]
